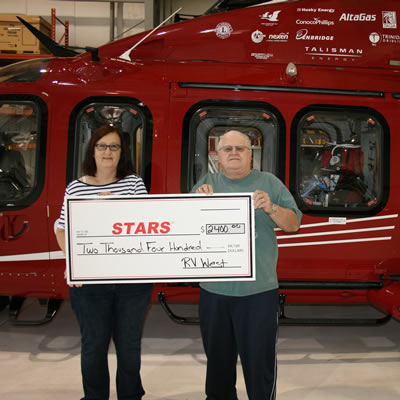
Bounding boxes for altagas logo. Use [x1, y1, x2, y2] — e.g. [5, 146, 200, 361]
[339, 13, 376, 22]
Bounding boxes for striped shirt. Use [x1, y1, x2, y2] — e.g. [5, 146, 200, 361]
[56, 174, 147, 230]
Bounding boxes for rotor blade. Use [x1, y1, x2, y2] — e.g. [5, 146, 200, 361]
[17, 16, 79, 57]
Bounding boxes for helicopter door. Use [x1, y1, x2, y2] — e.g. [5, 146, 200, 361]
[0, 99, 50, 297]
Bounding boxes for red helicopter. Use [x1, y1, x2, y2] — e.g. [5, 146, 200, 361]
[0, 0, 399, 325]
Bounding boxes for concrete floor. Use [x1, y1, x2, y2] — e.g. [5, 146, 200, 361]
[0, 299, 399, 400]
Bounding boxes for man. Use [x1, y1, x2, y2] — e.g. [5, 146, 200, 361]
[193, 130, 302, 400]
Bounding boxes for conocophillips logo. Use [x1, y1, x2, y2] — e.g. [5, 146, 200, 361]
[296, 18, 334, 26]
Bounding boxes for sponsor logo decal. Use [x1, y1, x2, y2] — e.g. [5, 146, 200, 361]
[305, 47, 363, 56]
[382, 11, 397, 29]
[297, 8, 335, 13]
[251, 52, 273, 60]
[266, 32, 289, 42]
[260, 10, 281, 22]
[215, 22, 233, 39]
[251, 30, 266, 43]
[339, 13, 376, 22]
[369, 32, 400, 45]
[296, 18, 334, 26]
[369, 32, 381, 45]
[304, 46, 363, 62]
[251, 29, 288, 44]
[296, 29, 334, 41]
[260, 10, 281, 26]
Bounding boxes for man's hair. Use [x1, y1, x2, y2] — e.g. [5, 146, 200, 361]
[82, 124, 132, 178]
[217, 130, 251, 151]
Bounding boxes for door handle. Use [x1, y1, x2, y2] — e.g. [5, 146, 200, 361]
[0, 215, 28, 241]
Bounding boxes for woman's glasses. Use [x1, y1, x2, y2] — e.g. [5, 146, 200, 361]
[95, 143, 121, 152]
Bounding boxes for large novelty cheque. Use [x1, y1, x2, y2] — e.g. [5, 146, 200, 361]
[65, 193, 255, 284]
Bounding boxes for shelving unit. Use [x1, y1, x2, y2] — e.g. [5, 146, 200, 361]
[0, 8, 68, 67]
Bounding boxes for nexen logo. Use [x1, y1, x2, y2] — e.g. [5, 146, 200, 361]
[339, 13, 376, 22]
[112, 221, 171, 235]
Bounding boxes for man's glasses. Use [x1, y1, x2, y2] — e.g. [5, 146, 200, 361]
[219, 145, 251, 153]
[95, 143, 121, 152]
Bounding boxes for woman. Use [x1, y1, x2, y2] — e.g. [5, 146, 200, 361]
[55, 124, 152, 400]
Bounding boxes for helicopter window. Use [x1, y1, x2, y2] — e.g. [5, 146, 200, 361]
[292, 107, 389, 215]
[0, 58, 51, 83]
[72, 102, 151, 186]
[0, 103, 40, 205]
[183, 103, 283, 192]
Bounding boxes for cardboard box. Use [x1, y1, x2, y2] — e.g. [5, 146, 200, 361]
[0, 14, 51, 54]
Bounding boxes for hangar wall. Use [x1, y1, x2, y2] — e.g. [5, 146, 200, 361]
[0, 0, 214, 48]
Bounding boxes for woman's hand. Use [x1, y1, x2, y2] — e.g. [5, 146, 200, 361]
[196, 184, 214, 194]
[64, 269, 83, 288]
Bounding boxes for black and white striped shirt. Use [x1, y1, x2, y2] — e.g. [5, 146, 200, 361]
[56, 174, 147, 230]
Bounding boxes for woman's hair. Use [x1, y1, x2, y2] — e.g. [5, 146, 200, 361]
[82, 124, 132, 179]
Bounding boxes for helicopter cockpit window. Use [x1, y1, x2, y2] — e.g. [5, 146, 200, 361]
[294, 107, 388, 214]
[0, 103, 39, 204]
[0, 58, 51, 83]
[73, 103, 149, 183]
[183, 104, 282, 191]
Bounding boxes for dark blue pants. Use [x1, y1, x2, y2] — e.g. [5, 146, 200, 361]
[199, 288, 279, 400]
[70, 283, 153, 400]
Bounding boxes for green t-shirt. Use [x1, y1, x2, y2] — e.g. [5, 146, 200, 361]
[192, 170, 302, 296]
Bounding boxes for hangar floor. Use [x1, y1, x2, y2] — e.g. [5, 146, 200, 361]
[0, 299, 399, 400]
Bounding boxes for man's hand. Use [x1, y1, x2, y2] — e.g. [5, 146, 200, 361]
[253, 190, 274, 214]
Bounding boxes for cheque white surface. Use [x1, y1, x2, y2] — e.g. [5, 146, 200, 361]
[65, 194, 255, 284]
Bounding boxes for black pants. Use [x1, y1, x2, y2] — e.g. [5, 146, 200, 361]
[199, 288, 279, 400]
[70, 283, 153, 400]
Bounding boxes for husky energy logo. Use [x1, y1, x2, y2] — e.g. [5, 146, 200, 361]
[112, 221, 171, 235]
